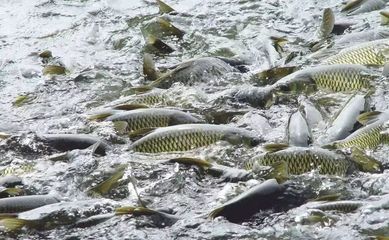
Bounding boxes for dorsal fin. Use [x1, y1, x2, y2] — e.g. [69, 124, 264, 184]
[357, 111, 383, 125]
[156, 0, 176, 14]
[262, 143, 289, 153]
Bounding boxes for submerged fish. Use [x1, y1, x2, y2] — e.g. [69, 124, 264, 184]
[273, 64, 375, 93]
[286, 109, 313, 147]
[341, 0, 386, 15]
[209, 179, 317, 222]
[0, 199, 118, 231]
[309, 200, 364, 212]
[113, 89, 171, 110]
[146, 57, 239, 89]
[245, 145, 358, 176]
[323, 93, 370, 143]
[128, 124, 262, 153]
[323, 39, 389, 65]
[337, 28, 389, 46]
[220, 85, 275, 108]
[39, 134, 109, 155]
[327, 111, 389, 149]
[0, 195, 60, 214]
[105, 108, 202, 134]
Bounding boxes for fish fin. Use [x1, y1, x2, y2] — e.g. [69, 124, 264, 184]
[383, 62, 389, 77]
[270, 36, 288, 53]
[115, 206, 136, 215]
[113, 104, 149, 110]
[357, 111, 383, 125]
[156, 0, 176, 14]
[1, 188, 23, 196]
[263, 161, 289, 183]
[146, 35, 175, 54]
[113, 121, 129, 135]
[380, 11, 389, 25]
[0, 218, 27, 231]
[168, 157, 213, 169]
[0, 132, 11, 140]
[128, 127, 156, 139]
[341, 0, 363, 12]
[262, 143, 289, 153]
[128, 174, 147, 208]
[321, 142, 337, 150]
[143, 53, 160, 81]
[376, 236, 389, 240]
[88, 165, 127, 196]
[87, 110, 120, 121]
[350, 147, 383, 173]
[309, 193, 341, 202]
[157, 18, 185, 39]
[129, 85, 154, 94]
[208, 206, 225, 219]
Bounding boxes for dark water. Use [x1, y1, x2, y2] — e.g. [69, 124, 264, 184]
[0, 0, 388, 239]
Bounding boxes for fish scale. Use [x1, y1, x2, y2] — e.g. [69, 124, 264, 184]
[312, 69, 370, 91]
[247, 147, 355, 176]
[128, 124, 260, 153]
[324, 40, 388, 65]
[334, 120, 387, 149]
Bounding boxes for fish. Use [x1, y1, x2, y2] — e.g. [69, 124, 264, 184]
[221, 85, 275, 108]
[128, 124, 262, 153]
[299, 98, 324, 128]
[323, 39, 389, 65]
[337, 28, 389, 46]
[272, 64, 375, 93]
[0, 199, 118, 231]
[144, 57, 239, 89]
[209, 179, 319, 222]
[245, 144, 358, 176]
[323, 93, 370, 143]
[341, 0, 386, 15]
[113, 89, 170, 110]
[326, 111, 389, 149]
[105, 108, 202, 135]
[0, 195, 60, 214]
[309, 201, 363, 212]
[286, 109, 313, 147]
[39, 134, 110, 155]
[209, 179, 285, 222]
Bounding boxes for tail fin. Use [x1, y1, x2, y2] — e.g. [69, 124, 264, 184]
[380, 11, 389, 25]
[357, 111, 383, 125]
[88, 165, 127, 196]
[143, 53, 160, 81]
[0, 218, 27, 231]
[350, 147, 383, 173]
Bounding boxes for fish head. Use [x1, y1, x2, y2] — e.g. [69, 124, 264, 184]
[274, 78, 317, 95]
[222, 129, 262, 147]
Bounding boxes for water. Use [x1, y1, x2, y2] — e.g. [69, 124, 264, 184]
[0, 0, 388, 239]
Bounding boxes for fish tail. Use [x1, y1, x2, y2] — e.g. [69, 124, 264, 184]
[0, 218, 27, 231]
